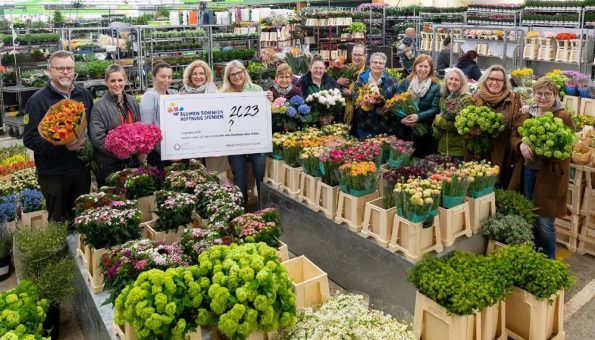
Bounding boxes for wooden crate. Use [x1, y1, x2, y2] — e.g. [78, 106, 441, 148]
[282, 256, 330, 309]
[486, 239, 508, 255]
[77, 234, 91, 275]
[276, 241, 289, 262]
[298, 173, 320, 211]
[577, 223, 595, 256]
[113, 322, 202, 340]
[278, 164, 302, 199]
[555, 40, 571, 62]
[388, 214, 443, 263]
[137, 195, 156, 223]
[465, 193, 496, 234]
[537, 38, 555, 61]
[360, 197, 395, 248]
[413, 291, 506, 340]
[555, 214, 583, 252]
[87, 246, 108, 294]
[438, 203, 472, 247]
[18, 210, 48, 231]
[563, 95, 580, 115]
[580, 98, 595, 116]
[264, 157, 282, 189]
[143, 216, 187, 245]
[191, 212, 209, 229]
[505, 287, 565, 340]
[315, 182, 339, 220]
[334, 190, 379, 232]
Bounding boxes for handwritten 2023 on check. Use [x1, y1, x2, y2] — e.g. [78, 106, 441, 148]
[159, 92, 273, 160]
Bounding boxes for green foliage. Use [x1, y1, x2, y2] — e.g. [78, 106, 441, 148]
[133, 14, 152, 25]
[494, 189, 538, 224]
[0, 280, 49, 339]
[493, 244, 574, 300]
[484, 214, 534, 245]
[284, 53, 309, 76]
[2, 33, 60, 45]
[124, 175, 159, 199]
[408, 251, 511, 315]
[53, 11, 64, 24]
[346, 22, 367, 34]
[13, 223, 75, 305]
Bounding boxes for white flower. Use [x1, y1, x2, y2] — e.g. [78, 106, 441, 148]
[339, 97, 346, 105]
[327, 98, 336, 106]
[306, 95, 313, 102]
[319, 97, 327, 104]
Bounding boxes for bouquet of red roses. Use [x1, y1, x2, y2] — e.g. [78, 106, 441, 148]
[105, 122, 162, 160]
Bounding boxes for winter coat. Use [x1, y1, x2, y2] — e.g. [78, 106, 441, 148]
[436, 47, 451, 73]
[508, 107, 575, 218]
[297, 72, 340, 98]
[269, 84, 303, 101]
[456, 59, 482, 81]
[433, 93, 472, 157]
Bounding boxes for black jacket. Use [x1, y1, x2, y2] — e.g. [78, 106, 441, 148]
[456, 59, 482, 81]
[297, 72, 340, 98]
[23, 84, 94, 176]
[436, 47, 451, 73]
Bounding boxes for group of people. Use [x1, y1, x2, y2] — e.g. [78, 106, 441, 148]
[23, 44, 573, 259]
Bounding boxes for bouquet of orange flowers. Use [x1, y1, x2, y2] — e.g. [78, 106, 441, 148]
[38, 99, 87, 145]
[384, 92, 426, 137]
[355, 83, 385, 112]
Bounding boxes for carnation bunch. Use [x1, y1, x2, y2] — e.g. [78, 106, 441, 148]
[518, 111, 576, 160]
[74, 206, 142, 249]
[338, 161, 378, 196]
[104, 122, 162, 161]
[394, 177, 441, 223]
[463, 161, 500, 198]
[154, 190, 196, 232]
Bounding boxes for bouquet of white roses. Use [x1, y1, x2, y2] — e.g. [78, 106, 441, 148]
[306, 89, 346, 124]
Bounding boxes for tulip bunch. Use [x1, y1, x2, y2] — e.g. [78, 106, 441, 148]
[394, 177, 442, 223]
[338, 161, 378, 196]
[388, 139, 414, 168]
[463, 161, 500, 198]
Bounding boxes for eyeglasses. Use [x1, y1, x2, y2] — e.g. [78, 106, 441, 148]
[50, 66, 75, 73]
[487, 77, 505, 83]
[230, 71, 244, 79]
[535, 91, 554, 98]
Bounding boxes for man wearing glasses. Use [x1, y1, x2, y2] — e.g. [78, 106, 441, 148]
[23, 50, 94, 222]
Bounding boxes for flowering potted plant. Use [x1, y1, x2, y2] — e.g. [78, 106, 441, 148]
[0, 280, 49, 338]
[338, 161, 378, 196]
[306, 89, 346, 124]
[38, 99, 86, 145]
[0, 194, 17, 231]
[272, 96, 313, 131]
[177, 228, 234, 263]
[74, 206, 142, 249]
[463, 161, 500, 198]
[365, 135, 395, 164]
[107, 166, 164, 221]
[152, 190, 196, 234]
[194, 182, 243, 221]
[163, 169, 213, 193]
[17, 188, 47, 229]
[387, 139, 414, 168]
[394, 177, 442, 223]
[104, 122, 162, 163]
[100, 239, 190, 305]
[0, 168, 39, 196]
[230, 208, 282, 247]
[73, 192, 133, 216]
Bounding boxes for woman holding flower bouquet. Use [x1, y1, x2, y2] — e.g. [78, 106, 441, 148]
[221, 60, 266, 206]
[471, 65, 521, 187]
[509, 77, 575, 259]
[391, 55, 441, 158]
[433, 68, 471, 159]
[351, 52, 399, 138]
[297, 56, 341, 124]
[89, 64, 141, 188]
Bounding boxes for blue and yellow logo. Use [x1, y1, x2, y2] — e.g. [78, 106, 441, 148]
[167, 102, 185, 116]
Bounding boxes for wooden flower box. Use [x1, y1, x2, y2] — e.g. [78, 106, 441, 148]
[264, 157, 283, 189]
[360, 197, 395, 248]
[389, 214, 443, 263]
[505, 287, 564, 340]
[137, 195, 156, 223]
[191, 212, 209, 229]
[113, 322, 202, 340]
[562, 95, 580, 115]
[276, 241, 289, 262]
[282, 255, 330, 309]
[580, 98, 595, 116]
[438, 203, 472, 247]
[555, 214, 583, 252]
[87, 246, 108, 294]
[486, 239, 508, 254]
[143, 215, 189, 245]
[334, 191, 379, 232]
[413, 291, 506, 340]
[465, 193, 496, 234]
[298, 173, 320, 211]
[577, 223, 595, 256]
[278, 164, 302, 199]
[76, 234, 91, 274]
[315, 182, 339, 220]
[18, 210, 48, 231]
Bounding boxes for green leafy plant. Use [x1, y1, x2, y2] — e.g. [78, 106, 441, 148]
[74, 206, 142, 249]
[0, 280, 49, 338]
[13, 223, 75, 306]
[493, 244, 574, 300]
[284, 53, 309, 76]
[346, 22, 367, 34]
[408, 251, 511, 315]
[483, 213, 534, 245]
[494, 189, 538, 224]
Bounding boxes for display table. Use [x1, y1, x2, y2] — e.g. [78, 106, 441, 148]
[261, 183, 487, 320]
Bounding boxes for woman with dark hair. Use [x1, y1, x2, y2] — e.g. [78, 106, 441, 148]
[297, 55, 340, 98]
[90, 64, 141, 187]
[140, 62, 179, 166]
[455, 50, 482, 81]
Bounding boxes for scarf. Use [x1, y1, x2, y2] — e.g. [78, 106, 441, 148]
[273, 83, 294, 97]
[529, 99, 565, 117]
[408, 76, 432, 100]
[477, 82, 510, 107]
[183, 82, 215, 94]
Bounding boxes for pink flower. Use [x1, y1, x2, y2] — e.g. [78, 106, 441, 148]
[134, 259, 148, 270]
[105, 122, 163, 159]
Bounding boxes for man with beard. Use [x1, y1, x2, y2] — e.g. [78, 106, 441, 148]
[23, 50, 94, 222]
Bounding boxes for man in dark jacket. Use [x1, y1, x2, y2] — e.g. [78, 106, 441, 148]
[396, 28, 419, 75]
[436, 37, 452, 76]
[23, 50, 94, 222]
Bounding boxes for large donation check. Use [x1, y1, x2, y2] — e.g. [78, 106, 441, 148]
[159, 92, 272, 160]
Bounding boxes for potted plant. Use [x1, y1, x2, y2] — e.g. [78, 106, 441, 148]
[346, 22, 367, 39]
[106, 166, 164, 222]
[0, 280, 49, 338]
[230, 208, 281, 247]
[13, 223, 76, 339]
[17, 188, 47, 229]
[484, 214, 534, 253]
[178, 228, 234, 263]
[494, 189, 537, 224]
[142, 190, 195, 244]
[73, 191, 132, 216]
[0, 194, 17, 231]
[0, 223, 12, 282]
[194, 181, 244, 225]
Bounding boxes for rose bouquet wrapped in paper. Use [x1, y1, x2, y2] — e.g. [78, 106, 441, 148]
[388, 139, 414, 168]
[454, 105, 505, 157]
[430, 165, 471, 208]
[394, 177, 442, 223]
[518, 111, 576, 160]
[38, 98, 86, 145]
[355, 83, 385, 112]
[105, 122, 162, 161]
[338, 161, 378, 196]
[463, 161, 500, 198]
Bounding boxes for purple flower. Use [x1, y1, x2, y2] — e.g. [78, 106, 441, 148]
[286, 106, 297, 118]
[289, 95, 305, 106]
[298, 104, 311, 116]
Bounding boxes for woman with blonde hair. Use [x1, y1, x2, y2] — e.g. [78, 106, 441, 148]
[392, 54, 441, 157]
[180, 60, 217, 94]
[509, 77, 575, 258]
[433, 68, 471, 159]
[471, 65, 522, 187]
[220, 60, 265, 206]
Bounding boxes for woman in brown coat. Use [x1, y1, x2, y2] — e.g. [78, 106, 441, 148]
[470, 65, 522, 188]
[509, 77, 575, 259]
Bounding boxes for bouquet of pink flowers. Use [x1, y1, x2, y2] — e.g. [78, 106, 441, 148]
[105, 122, 162, 160]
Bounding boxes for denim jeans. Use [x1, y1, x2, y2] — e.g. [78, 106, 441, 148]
[522, 167, 556, 259]
[228, 153, 266, 206]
